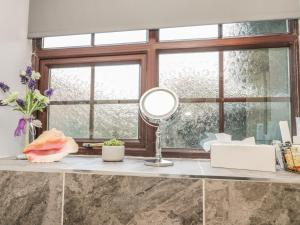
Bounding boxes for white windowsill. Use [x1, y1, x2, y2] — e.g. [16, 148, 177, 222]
[0, 155, 299, 184]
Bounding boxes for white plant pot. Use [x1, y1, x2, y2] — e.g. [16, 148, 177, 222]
[102, 146, 125, 162]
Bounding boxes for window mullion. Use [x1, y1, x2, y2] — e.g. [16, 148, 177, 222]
[91, 33, 95, 46]
[218, 24, 222, 39]
[218, 24, 225, 133]
[219, 54, 224, 133]
[89, 66, 95, 139]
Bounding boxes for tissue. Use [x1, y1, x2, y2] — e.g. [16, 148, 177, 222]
[202, 133, 255, 152]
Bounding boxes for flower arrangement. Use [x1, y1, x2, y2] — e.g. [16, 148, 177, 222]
[0, 66, 54, 146]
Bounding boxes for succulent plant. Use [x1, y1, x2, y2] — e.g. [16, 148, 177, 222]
[103, 138, 124, 146]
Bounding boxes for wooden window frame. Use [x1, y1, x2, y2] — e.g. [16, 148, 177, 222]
[37, 54, 156, 157]
[33, 20, 300, 158]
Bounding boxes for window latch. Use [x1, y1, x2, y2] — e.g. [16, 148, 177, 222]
[82, 143, 103, 148]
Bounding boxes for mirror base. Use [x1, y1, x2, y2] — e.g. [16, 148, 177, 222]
[144, 158, 174, 167]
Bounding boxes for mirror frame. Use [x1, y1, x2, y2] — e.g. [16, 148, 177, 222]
[139, 87, 179, 121]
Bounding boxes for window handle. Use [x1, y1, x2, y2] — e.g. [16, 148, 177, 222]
[82, 143, 103, 148]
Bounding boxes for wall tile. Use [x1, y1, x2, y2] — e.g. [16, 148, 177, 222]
[0, 171, 63, 225]
[205, 179, 300, 225]
[64, 173, 203, 225]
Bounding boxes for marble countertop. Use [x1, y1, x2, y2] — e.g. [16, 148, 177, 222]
[0, 155, 299, 183]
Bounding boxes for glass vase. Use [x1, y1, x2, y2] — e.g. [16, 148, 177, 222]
[17, 117, 36, 160]
[24, 117, 36, 147]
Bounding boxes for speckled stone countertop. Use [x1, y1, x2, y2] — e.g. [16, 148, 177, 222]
[0, 155, 299, 183]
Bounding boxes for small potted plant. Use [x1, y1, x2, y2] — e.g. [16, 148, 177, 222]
[102, 138, 125, 162]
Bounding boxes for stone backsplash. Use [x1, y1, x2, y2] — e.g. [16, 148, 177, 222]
[0, 171, 300, 225]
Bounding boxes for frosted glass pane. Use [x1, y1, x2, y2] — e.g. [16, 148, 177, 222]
[224, 48, 290, 97]
[224, 102, 291, 144]
[159, 52, 219, 98]
[223, 20, 288, 37]
[48, 105, 90, 138]
[161, 103, 219, 149]
[43, 34, 91, 48]
[159, 25, 218, 41]
[95, 64, 140, 100]
[95, 30, 147, 45]
[94, 104, 138, 139]
[50, 67, 91, 101]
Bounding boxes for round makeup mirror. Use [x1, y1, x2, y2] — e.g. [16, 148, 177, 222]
[139, 87, 179, 167]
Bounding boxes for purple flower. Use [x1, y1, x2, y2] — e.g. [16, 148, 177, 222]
[26, 66, 32, 76]
[28, 79, 36, 90]
[20, 75, 29, 84]
[44, 88, 54, 97]
[16, 99, 25, 108]
[0, 82, 10, 93]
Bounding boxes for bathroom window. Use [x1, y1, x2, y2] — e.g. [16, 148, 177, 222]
[43, 34, 92, 49]
[159, 20, 288, 41]
[159, 48, 291, 149]
[222, 20, 289, 37]
[94, 30, 148, 46]
[48, 64, 140, 140]
[36, 19, 299, 158]
[40, 55, 147, 154]
[49, 67, 92, 138]
[42, 30, 148, 49]
[159, 25, 218, 41]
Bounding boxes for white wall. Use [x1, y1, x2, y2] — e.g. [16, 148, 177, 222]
[0, 0, 32, 157]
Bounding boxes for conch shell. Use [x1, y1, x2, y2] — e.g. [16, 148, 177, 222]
[23, 129, 78, 162]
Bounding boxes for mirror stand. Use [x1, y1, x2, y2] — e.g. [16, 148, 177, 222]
[139, 87, 178, 167]
[144, 125, 174, 167]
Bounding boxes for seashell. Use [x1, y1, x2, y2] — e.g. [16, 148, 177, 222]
[23, 128, 78, 162]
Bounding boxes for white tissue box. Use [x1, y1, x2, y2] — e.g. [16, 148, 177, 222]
[211, 144, 276, 172]
[293, 136, 300, 145]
